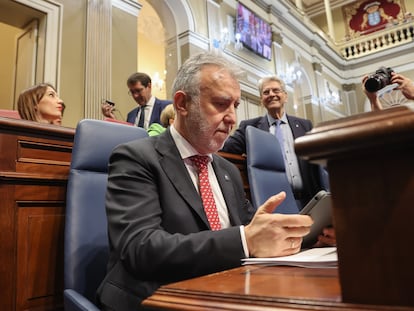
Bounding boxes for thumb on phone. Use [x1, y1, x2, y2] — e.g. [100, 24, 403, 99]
[256, 191, 286, 215]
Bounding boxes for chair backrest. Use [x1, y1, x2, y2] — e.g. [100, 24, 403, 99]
[319, 166, 330, 192]
[104, 117, 133, 126]
[0, 109, 21, 119]
[245, 126, 299, 214]
[64, 119, 148, 303]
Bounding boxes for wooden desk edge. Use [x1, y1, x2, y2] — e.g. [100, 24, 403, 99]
[142, 265, 414, 311]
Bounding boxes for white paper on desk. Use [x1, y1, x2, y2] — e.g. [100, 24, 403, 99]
[241, 247, 337, 268]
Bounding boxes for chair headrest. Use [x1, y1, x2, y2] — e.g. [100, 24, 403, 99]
[246, 126, 285, 171]
[71, 119, 148, 172]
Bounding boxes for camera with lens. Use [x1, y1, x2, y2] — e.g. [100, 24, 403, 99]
[364, 67, 394, 93]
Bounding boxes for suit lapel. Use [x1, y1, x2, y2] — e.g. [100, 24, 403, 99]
[149, 99, 159, 124]
[155, 131, 242, 228]
[257, 116, 270, 131]
[155, 131, 210, 228]
[126, 107, 139, 124]
[287, 115, 306, 139]
[212, 155, 242, 226]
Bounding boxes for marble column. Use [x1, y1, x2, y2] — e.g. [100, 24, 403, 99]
[84, 0, 112, 119]
[324, 0, 335, 40]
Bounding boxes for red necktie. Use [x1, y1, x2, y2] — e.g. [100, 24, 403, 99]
[190, 155, 222, 231]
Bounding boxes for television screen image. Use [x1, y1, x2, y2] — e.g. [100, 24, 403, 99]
[236, 2, 272, 60]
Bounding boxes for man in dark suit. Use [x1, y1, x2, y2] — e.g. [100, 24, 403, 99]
[102, 72, 171, 129]
[221, 76, 324, 208]
[96, 53, 313, 311]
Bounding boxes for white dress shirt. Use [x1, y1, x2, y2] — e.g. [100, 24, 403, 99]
[170, 125, 249, 257]
[134, 96, 156, 129]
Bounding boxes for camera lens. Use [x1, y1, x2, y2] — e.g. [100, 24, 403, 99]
[365, 76, 384, 93]
[364, 67, 393, 93]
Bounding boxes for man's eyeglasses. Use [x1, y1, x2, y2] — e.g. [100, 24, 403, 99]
[262, 88, 285, 95]
[128, 88, 145, 96]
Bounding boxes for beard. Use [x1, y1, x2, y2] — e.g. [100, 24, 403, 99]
[185, 103, 227, 154]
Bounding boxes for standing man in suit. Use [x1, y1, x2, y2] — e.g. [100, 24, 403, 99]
[96, 53, 313, 311]
[102, 72, 171, 129]
[221, 76, 324, 208]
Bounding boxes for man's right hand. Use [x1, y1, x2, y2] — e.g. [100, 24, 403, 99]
[244, 192, 313, 258]
[102, 102, 116, 119]
[362, 75, 383, 111]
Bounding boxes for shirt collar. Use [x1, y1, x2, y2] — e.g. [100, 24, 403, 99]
[144, 95, 155, 108]
[170, 125, 213, 161]
[267, 112, 288, 125]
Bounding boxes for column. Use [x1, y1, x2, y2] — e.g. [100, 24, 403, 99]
[295, 0, 303, 12]
[84, 0, 112, 119]
[343, 83, 357, 115]
[324, 0, 335, 40]
[272, 26, 284, 78]
[312, 62, 326, 121]
[207, 0, 224, 53]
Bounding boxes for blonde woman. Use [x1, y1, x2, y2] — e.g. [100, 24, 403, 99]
[147, 103, 175, 136]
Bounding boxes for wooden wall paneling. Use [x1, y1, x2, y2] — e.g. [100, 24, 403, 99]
[0, 117, 74, 311]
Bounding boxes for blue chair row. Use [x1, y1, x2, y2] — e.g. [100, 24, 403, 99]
[245, 125, 330, 213]
[245, 126, 300, 214]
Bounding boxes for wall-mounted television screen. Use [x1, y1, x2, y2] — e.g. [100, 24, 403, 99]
[236, 2, 272, 61]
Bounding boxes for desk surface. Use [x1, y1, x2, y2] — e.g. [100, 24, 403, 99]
[143, 265, 414, 311]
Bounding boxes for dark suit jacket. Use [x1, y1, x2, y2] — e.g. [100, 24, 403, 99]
[96, 129, 255, 310]
[126, 98, 171, 125]
[221, 114, 323, 205]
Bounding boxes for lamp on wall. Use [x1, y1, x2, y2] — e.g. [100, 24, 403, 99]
[234, 33, 243, 50]
[152, 71, 165, 92]
[213, 27, 243, 51]
[318, 80, 341, 105]
[319, 91, 340, 105]
[279, 65, 302, 85]
[213, 27, 230, 50]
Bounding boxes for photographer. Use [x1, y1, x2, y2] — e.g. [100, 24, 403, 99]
[362, 71, 414, 111]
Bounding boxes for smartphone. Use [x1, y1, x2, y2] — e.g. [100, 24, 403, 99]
[104, 100, 115, 106]
[300, 190, 332, 248]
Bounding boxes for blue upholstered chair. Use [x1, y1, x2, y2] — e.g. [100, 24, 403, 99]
[64, 119, 148, 311]
[319, 166, 330, 192]
[245, 126, 299, 214]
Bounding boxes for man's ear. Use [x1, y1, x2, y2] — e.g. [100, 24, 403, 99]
[174, 91, 188, 116]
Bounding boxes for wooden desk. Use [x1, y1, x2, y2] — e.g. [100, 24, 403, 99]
[143, 265, 413, 310]
[0, 117, 74, 311]
[295, 106, 414, 306]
